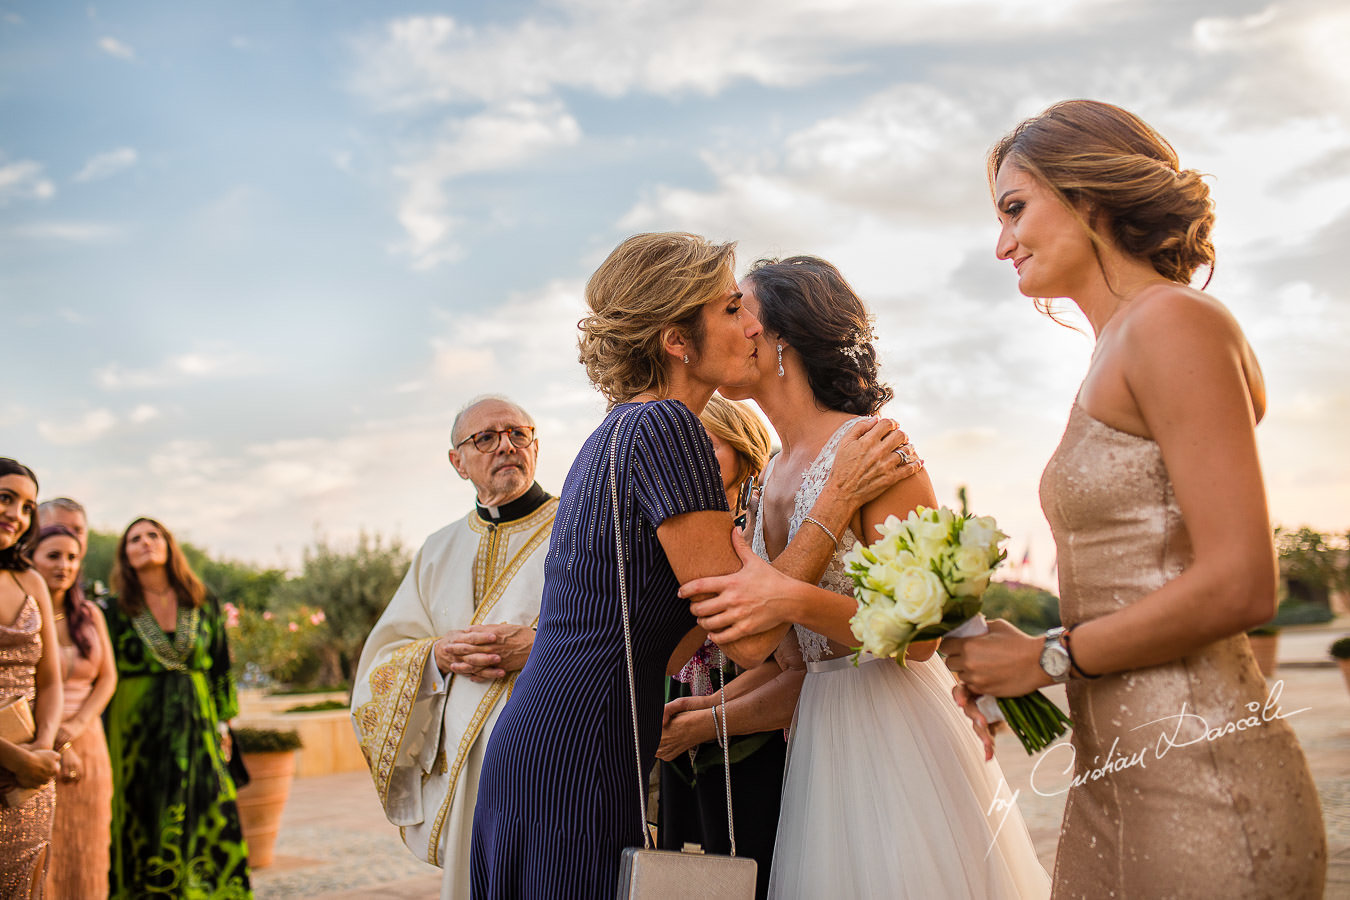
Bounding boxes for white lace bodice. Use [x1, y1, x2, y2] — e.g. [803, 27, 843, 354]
[751, 418, 862, 663]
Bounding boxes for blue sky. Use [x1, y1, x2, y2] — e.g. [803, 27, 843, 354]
[5, 1, 1349, 579]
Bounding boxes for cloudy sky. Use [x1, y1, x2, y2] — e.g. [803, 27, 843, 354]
[4, 1, 1348, 581]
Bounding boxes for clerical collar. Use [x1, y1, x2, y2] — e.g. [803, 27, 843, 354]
[476, 482, 550, 524]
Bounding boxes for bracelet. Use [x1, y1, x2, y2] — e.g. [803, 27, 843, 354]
[801, 515, 839, 547]
[1064, 624, 1101, 679]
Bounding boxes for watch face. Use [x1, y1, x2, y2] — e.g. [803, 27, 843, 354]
[1041, 644, 1071, 677]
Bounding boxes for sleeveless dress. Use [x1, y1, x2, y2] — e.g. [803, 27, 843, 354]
[0, 593, 56, 898]
[471, 400, 728, 899]
[762, 420, 1050, 899]
[1042, 402, 1326, 898]
[47, 612, 114, 900]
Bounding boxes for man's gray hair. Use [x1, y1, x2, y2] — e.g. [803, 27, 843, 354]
[38, 497, 86, 517]
[450, 395, 536, 446]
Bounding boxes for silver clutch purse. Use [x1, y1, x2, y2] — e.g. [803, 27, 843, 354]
[617, 846, 757, 900]
[607, 414, 757, 900]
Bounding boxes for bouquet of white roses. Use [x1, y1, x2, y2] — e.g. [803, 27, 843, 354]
[843, 506, 1071, 754]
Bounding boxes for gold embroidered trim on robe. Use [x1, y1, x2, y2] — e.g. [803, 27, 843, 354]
[354, 636, 437, 807]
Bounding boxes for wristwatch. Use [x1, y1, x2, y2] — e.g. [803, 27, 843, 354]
[1039, 627, 1072, 683]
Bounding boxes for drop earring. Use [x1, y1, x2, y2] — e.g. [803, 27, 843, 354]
[683, 354, 689, 365]
[777, 344, 785, 377]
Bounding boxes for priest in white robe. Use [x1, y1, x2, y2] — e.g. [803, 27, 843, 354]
[352, 396, 557, 900]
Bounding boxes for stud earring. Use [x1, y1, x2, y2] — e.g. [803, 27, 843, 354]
[777, 344, 785, 378]
[683, 354, 689, 365]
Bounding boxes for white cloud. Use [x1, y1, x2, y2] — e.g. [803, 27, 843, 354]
[6, 222, 121, 242]
[351, 1, 1114, 111]
[96, 350, 256, 390]
[392, 99, 581, 267]
[97, 36, 135, 60]
[74, 146, 138, 182]
[128, 404, 160, 424]
[37, 409, 116, 445]
[0, 157, 55, 205]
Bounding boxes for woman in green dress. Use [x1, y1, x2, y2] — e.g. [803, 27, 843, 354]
[106, 516, 251, 898]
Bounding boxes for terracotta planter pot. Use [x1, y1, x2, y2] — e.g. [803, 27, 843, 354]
[1338, 658, 1350, 695]
[1246, 633, 1279, 678]
[235, 750, 297, 868]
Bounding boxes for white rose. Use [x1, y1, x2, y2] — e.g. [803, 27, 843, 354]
[890, 566, 947, 630]
[951, 545, 994, 582]
[851, 604, 916, 658]
[906, 519, 947, 562]
[959, 515, 1007, 556]
[951, 571, 993, 598]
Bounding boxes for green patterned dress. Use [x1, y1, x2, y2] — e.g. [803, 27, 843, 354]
[105, 596, 251, 898]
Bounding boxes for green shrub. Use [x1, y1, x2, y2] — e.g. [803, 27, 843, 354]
[283, 699, 349, 714]
[233, 727, 303, 754]
[1330, 636, 1350, 660]
[982, 581, 1061, 634]
[1269, 602, 1335, 628]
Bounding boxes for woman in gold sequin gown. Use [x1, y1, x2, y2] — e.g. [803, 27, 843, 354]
[0, 459, 65, 898]
[942, 100, 1326, 899]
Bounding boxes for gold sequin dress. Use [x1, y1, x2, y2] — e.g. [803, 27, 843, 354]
[1040, 402, 1326, 899]
[1, 593, 56, 898]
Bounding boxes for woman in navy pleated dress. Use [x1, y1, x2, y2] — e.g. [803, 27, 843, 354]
[470, 232, 919, 899]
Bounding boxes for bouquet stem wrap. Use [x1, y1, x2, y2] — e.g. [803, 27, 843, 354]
[945, 615, 1071, 754]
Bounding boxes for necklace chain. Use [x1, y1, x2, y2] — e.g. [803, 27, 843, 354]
[132, 603, 200, 671]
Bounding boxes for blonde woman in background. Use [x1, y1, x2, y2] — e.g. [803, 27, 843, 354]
[658, 395, 790, 900]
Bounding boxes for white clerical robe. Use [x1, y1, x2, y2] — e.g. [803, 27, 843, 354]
[351, 498, 557, 900]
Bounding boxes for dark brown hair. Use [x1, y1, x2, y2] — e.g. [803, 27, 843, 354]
[744, 256, 892, 415]
[0, 458, 39, 571]
[111, 517, 207, 614]
[989, 99, 1216, 291]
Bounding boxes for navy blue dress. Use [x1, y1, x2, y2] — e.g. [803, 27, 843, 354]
[471, 400, 727, 899]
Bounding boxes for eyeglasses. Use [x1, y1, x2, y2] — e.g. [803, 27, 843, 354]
[453, 426, 537, 454]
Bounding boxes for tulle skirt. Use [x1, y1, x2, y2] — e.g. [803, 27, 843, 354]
[768, 654, 1050, 899]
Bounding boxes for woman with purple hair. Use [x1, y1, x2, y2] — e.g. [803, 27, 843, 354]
[31, 523, 116, 899]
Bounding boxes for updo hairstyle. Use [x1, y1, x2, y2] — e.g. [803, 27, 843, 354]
[989, 99, 1215, 287]
[744, 256, 892, 416]
[579, 232, 736, 407]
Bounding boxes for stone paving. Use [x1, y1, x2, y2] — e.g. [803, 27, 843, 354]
[254, 623, 1350, 898]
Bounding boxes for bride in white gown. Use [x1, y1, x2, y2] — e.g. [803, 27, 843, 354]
[678, 256, 1049, 899]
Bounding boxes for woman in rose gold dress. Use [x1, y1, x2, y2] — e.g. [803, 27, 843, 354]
[942, 100, 1326, 898]
[0, 459, 64, 898]
[32, 524, 116, 899]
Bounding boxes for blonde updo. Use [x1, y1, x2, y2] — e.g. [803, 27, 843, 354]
[579, 232, 736, 407]
[989, 99, 1216, 286]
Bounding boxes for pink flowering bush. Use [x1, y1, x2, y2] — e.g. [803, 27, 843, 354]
[225, 602, 328, 685]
